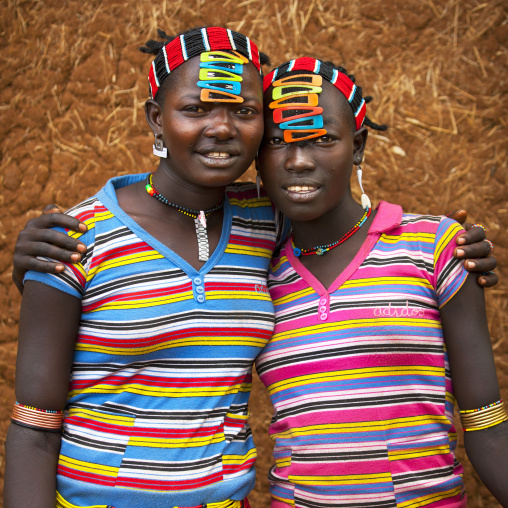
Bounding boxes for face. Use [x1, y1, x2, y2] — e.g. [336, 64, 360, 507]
[146, 56, 264, 189]
[258, 80, 367, 223]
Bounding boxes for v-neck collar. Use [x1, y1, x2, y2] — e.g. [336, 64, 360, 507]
[97, 173, 233, 279]
[284, 201, 403, 296]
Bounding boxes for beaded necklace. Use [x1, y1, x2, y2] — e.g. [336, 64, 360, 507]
[145, 173, 225, 262]
[292, 206, 371, 257]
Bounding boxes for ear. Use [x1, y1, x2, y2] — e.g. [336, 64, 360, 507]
[145, 99, 163, 135]
[352, 126, 368, 165]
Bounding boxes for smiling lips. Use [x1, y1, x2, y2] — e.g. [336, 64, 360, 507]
[284, 184, 320, 201]
[197, 150, 240, 168]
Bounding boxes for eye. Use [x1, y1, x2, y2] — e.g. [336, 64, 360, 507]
[183, 105, 206, 114]
[267, 137, 287, 145]
[314, 135, 334, 144]
[236, 106, 257, 115]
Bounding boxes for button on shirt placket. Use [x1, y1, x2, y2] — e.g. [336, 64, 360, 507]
[193, 276, 206, 303]
[318, 295, 329, 321]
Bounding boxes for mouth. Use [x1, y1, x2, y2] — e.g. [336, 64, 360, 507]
[283, 183, 321, 201]
[196, 148, 241, 168]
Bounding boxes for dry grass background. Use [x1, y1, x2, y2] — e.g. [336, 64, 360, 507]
[0, 0, 506, 506]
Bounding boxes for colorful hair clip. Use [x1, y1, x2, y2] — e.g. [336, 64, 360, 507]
[200, 89, 244, 103]
[283, 129, 327, 143]
[272, 85, 322, 100]
[279, 115, 324, 130]
[273, 106, 324, 124]
[199, 68, 243, 81]
[200, 50, 249, 64]
[197, 80, 242, 94]
[269, 94, 320, 109]
[272, 74, 323, 87]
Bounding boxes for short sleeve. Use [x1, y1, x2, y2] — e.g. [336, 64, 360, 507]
[23, 199, 99, 299]
[433, 217, 468, 308]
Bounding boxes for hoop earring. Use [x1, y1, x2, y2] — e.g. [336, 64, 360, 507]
[356, 165, 371, 210]
[153, 133, 168, 158]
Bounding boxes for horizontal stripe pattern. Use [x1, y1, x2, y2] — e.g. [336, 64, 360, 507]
[257, 203, 467, 507]
[26, 175, 283, 507]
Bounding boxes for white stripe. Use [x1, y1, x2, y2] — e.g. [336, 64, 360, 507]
[180, 35, 188, 60]
[349, 84, 356, 102]
[201, 28, 210, 51]
[227, 29, 236, 50]
[313, 60, 321, 73]
[331, 69, 338, 84]
[246, 36, 253, 60]
[152, 62, 160, 87]
[162, 46, 170, 74]
[288, 60, 295, 71]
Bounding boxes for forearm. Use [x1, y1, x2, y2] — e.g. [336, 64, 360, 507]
[464, 421, 508, 505]
[4, 423, 61, 507]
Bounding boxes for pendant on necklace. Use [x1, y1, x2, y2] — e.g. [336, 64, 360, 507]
[195, 211, 209, 262]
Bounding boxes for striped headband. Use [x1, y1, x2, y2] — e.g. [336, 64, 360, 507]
[263, 57, 366, 130]
[148, 27, 261, 99]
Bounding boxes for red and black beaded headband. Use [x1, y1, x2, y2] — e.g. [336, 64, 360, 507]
[263, 57, 366, 131]
[148, 27, 262, 99]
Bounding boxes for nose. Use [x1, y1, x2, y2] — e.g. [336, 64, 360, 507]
[204, 108, 236, 140]
[284, 143, 315, 173]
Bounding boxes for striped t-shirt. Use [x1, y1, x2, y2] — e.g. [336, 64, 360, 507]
[256, 201, 468, 508]
[25, 173, 284, 508]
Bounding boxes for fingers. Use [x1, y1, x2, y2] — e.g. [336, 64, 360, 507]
[456, 224, 486, 246]
[477, 271, 499, 288]
[463, 255, 497, 274]
[447, 209, 467, 225]
[15, 228, 86, 263]
[29, 212, 87, 234]
[454, 239, 492, 261]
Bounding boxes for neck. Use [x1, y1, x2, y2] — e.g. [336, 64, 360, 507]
[291, 194, 367, 250]
[151, 163, 227, 212]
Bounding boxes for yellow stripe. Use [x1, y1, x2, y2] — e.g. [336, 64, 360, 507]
[222, 448, 257, 465]
[59, 455, 119, 477]
[67, 408, 135, 425]
[75, 336, 267, 355]
[69, 382, 252, 399]
[435, 222, 463, 264]
[56, 491, 108, 508]
[271, 493, 295, 506]
[206, 290, 271, 301]
[272, 286, 316, 305]
[274, 415, 450, 438]
[267, 365, 444, 394]
[381, 232, 434, 242]
[225, 244, 272, 258]
[228, 196, 271, 208]
[87, 251, 165, 282]
[398, 485, 462, 507]
[342, 276, 433, 289]
[388, 444, 449, 461]
[288, 471, 392, 486]
[270, 254, 289, 272]
[269, 317, 441, 343]
[127, 433, 224, 448]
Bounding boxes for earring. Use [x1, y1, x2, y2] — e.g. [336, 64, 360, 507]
[153, 133, 167, 158]
[256, 171, 262, 199]
[356, 165, 371, 210]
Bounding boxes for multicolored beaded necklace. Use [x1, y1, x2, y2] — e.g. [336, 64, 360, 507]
[145, 173, 225, 262]
[292, 206, 371, 257]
